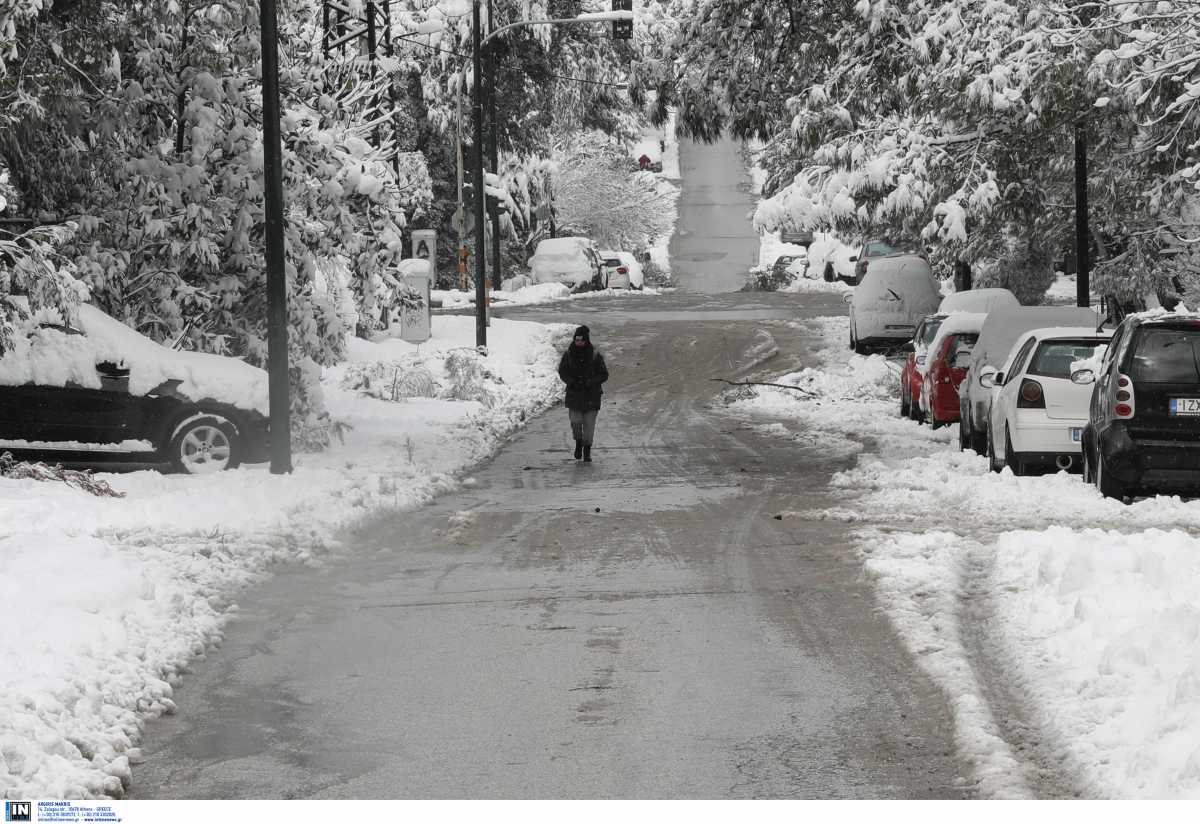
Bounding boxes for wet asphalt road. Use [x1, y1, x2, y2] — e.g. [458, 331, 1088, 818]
[131, 139, 969, 798]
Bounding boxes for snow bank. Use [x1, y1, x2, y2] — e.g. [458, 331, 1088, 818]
[0, 315, 570, 799]
[736, 310, 1200, 797]
[434, 282, 661, 309]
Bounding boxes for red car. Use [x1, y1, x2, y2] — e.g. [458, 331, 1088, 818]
[922, 330, 980, 428]
[900, 315, 944, 421]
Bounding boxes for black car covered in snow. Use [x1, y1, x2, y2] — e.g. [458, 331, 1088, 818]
[0, 300, 269, 473]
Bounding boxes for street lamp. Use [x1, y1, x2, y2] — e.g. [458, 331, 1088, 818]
[469, 3, 635, 349]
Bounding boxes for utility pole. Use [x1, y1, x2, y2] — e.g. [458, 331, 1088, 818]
[469, 5, 634, 348]
[487, 0, 502, 298]
[456, 76, 468, 291]
[1074, 122, 1090, 309]
[472, 0, 488, 347]
[260, 0, 292, 473]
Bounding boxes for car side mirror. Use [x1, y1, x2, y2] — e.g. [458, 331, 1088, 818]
[1071, 369, 1096, 385]
[979, 373, 995, 389]
[900, 341, 915, 353]
[848, 255, 858, 262]
[842, 293, 853, 304]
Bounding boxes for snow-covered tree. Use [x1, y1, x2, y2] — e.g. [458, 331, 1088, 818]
[551, 130, 675, 250]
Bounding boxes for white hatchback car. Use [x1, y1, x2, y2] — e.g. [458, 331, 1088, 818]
[983, 327, 1112, 475]
[598, 250, 645, 290]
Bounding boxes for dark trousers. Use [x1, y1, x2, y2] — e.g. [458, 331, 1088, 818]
[569, 408, 598, 445]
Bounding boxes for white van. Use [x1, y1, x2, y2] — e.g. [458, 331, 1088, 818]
[849, 255, 941, 353]
[530, 237, 603, 291]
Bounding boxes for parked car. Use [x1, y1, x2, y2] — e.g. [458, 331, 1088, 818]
[920, 313, 987, 428]
[0, 301, 269, 473]
[850, 238, 926, 285]
[983, 327, 1111, 474]
[530, 237, 603, 291]
[938, 287, 1020, 315]
[598, 250, 645, 290]
[848, 254, 941, 354]
[958, 305, 1100, 454]
[772, 253, 809, 282]
[1078, 313, 1200, 499]
[900, 314, 945, 420]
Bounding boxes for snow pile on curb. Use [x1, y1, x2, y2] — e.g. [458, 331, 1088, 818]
[0, 315, 570, 799]
[737, 310, 1200, 797]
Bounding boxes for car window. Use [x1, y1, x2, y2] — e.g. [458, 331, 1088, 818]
[1102, 325, 1124, 369]
[603, 258, 621, 267]
[38, 322, 85, 336]
[919, 318, 943, 346]
[866, 241, 895, 257]
[1129, 328, 1200, 383]
[1028, 339, 1106, 379]
[1006, 335, 1038, 378]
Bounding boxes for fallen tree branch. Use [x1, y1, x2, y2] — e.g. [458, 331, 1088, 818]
[710, 378, 818, 396]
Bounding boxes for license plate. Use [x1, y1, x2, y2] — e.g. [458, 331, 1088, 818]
[1170, 398, 1200, 416]
[1070, 427, 1082, 442]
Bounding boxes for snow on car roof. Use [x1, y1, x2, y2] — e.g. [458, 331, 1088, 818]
[938, 288, 1019, 315]
[0, 300, 268, 415]
[533, 237, 592, 256]
[972, 305, 1101, 368]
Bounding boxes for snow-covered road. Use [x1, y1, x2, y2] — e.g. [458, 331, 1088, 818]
[730, 311, 1200, 798]
[129, 291, 969, 799]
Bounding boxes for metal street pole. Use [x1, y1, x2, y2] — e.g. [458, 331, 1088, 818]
[472, 0, 488, 348]
[260, 0, 292, 473]
[487, 0, 502, 298]
[1074, 122, 1090, 309]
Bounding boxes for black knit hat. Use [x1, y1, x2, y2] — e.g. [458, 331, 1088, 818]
[574, 325, 591, 342]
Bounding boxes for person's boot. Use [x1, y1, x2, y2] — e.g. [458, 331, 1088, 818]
[583, 445, 592, 462]
[574, 439, 583, 460]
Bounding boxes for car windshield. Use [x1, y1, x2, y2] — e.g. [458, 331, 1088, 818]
[866, 239, 921, 257]
[1028, 339, 1103, 378]
[919, 318, 944, 346]
[603, 259, 621, 266]
[1129, 327, 1200, 383]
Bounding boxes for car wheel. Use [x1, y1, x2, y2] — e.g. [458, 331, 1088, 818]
[1081, 445, 1094, 484]
[824, 263, 836, 283]
[1004, 426, 1024, 476]
[959, 417, 971, 450]
[169, 414, 241, 474]
[1095, 453, 1128, 502]
[987, 430, 1002, 473]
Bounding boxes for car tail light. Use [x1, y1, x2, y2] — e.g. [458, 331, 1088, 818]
[1018, 378, 1045, 408]
[1114, 374, 1135, 419]
[617, 266, 628, 274]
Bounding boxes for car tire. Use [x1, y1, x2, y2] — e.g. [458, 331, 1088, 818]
[1004, 426, 1024, 476]
[1081, 445, 1094, 484]
[972, 427, 988, 456]
[959, 418, 971, 451]
[987, 430, 1002, 473]
[900, 384, 910, 418]
[168, 414, 241, 474]
[1095, 452, 1128, 502]
[824, 263, 836, 283]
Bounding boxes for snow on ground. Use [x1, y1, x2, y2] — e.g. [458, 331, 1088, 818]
[757, 231, 854, 295]
[728, 310, 1200, 798]
[0, 315, 570, 799]
[433, 283, 663, 310]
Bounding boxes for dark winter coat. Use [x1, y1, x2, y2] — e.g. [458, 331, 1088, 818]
[558, 345, 609, 412]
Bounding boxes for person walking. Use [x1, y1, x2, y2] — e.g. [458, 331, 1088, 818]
[558, 325, 609, 462]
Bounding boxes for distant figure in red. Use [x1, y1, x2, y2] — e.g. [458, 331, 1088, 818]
[638, 153, 651, 170]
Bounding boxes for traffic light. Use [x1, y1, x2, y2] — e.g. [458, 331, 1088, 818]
[612, 0, 632, 39]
